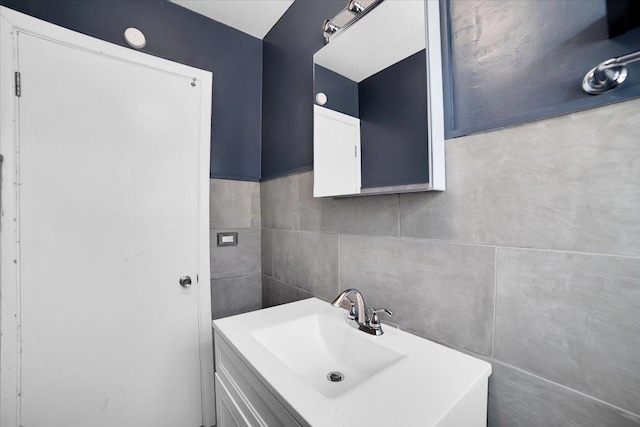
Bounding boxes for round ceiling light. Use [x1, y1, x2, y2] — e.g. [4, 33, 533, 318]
[124, 27, 146, 49]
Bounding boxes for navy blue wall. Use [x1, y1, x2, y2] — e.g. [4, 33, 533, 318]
[0, 0, 263, 181]
[262, 0, 640, 181]
[313, 65, 359, 118]
[359, 50, 429, 188]
[4, 0, 638, 182]
[445, 0, 640, 137]
[261, 0, 344, 180]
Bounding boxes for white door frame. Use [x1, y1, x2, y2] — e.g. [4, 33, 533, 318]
[0, 7, 214, 426]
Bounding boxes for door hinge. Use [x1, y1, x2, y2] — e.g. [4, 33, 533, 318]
[15, 72, 21, 97]
[354, 145, 358, 157]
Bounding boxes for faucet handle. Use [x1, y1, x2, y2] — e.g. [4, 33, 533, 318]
[348, 302, 357, 320]
[368, 308, 393, 328]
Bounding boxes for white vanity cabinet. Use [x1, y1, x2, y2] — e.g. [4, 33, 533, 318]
[213, 299, 491, 427]
[214, 331, 301, 427]
[215, 378, 249, 427]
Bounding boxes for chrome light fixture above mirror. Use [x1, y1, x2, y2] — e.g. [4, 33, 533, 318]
[323, 0, 384, 43]
[348, 0, 366, 14]
[322, 19, 340, 41]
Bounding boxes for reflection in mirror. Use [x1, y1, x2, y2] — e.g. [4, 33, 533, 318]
[312, 0, 445, 198]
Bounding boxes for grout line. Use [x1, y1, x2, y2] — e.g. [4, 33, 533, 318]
[491, 246, 498, 357]
[257, 228, 640, 260]
[271, 228, 340, 237]
[402, 326, 488, 358]
[265, 274, 313, 297]
[264, 227, 274, 278]
[398, 325, 640, 420]
[270, 229, 274, 278]
[490, 359, 640, 420]
[295, 173, 301, 231]
[338, 233, 342, 291]
[211, 272, 261, 281]
[209, 227, 256, 231]
[396, 194, 401, 237]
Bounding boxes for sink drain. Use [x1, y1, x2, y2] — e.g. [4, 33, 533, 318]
[327, 371, 345, 382]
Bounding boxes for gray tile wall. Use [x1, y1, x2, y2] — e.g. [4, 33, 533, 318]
[209, 179, 262, 320]
[260, 99, 640, 426]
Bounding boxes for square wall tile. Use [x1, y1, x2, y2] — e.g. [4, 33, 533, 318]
[340, 235, 496, 355]
[210, 179, 259, 229]
[488, 361, 640, 427]
[400, 98, 640, 256]
[210, 228, 261, 279]
[494, 248, 640, 414]
[262, 275, 313, 308]
[271, 230, 339, 302]
[250, 181, 261, 229]
[298, 171, 400, 236]
[261, 228, 274, 277]
[261, 174, 299, 230]
[211, 273, 262, 320]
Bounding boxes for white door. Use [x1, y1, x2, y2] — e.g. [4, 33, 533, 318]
[10, 26, 210, 427]
[313, 105, 361, 198]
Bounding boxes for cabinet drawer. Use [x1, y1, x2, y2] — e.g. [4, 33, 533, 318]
[216, 374, 251, 427]
[215, 332, 301, 427]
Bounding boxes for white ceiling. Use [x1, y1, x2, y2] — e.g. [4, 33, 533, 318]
[314, 0, 425, 82]
[171, 0, 294, 39]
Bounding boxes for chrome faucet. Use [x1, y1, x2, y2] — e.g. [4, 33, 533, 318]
[330, 288, 393, 336]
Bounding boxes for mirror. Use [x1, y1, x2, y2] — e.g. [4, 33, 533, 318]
[313, 0, 445, 198]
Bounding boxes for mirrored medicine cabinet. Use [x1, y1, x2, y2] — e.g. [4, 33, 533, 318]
[313, 0, 445, 198]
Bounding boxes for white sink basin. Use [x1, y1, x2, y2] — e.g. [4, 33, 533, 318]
[252, 314, 404, 398]
[213, 298, 492, 427]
